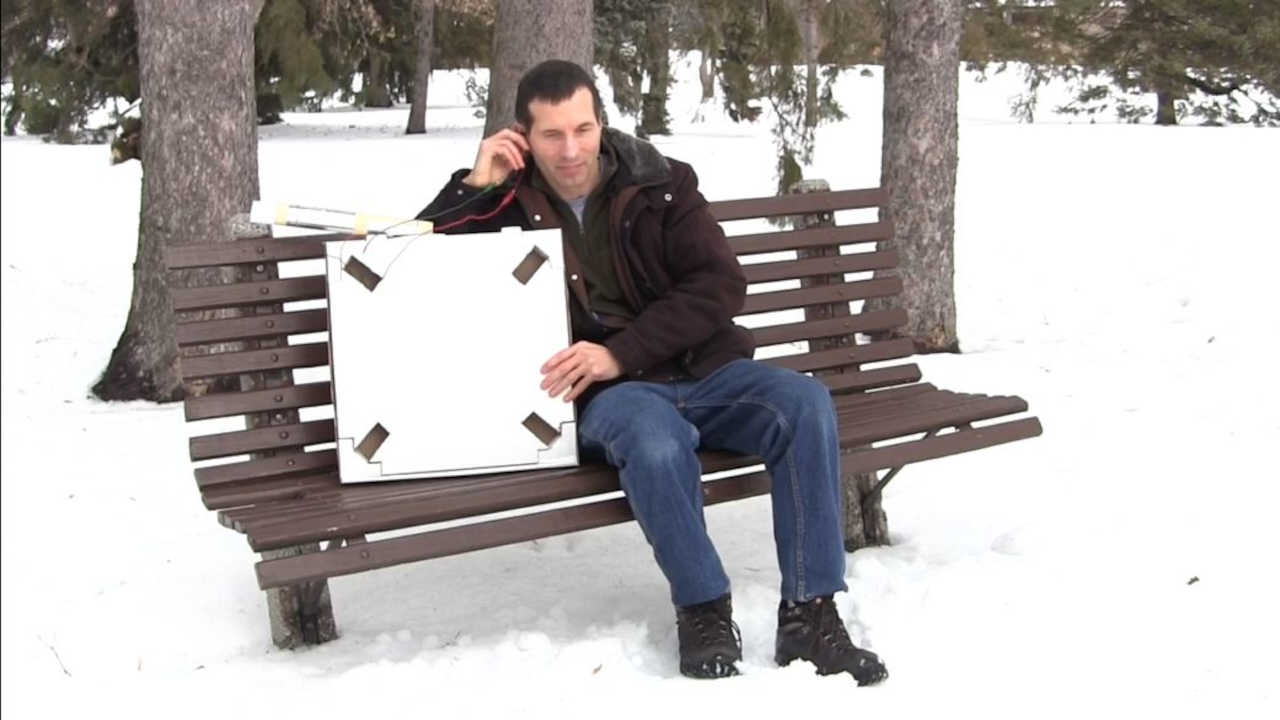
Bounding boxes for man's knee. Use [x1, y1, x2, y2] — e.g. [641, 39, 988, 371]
[581, 384, 662, 441]
[770, 370, 836, 422]
[619, 431, 698, 471]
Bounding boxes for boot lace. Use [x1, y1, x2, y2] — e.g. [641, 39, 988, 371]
[814, 598, 857, 656]
[686, 603, 742, 648]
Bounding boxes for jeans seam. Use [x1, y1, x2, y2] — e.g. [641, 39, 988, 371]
[682, 396, 806, 600]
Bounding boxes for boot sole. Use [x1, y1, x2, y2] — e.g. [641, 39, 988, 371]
[776, 648, 888, 685]
[680, 655, 741, 679]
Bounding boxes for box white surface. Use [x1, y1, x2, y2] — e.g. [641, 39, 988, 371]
[324, 227, 578, 482]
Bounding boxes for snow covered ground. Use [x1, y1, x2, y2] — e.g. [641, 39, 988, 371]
[3, 59, 1278, 718]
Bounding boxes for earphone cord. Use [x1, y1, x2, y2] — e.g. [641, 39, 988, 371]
[432, 168, 525, 232]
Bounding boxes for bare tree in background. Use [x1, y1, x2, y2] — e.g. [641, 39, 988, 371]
[865, 0, 962, 354]
[406, 0, 435, 134]
[483, 0, 593, 137]
[93, 0, 265, 401]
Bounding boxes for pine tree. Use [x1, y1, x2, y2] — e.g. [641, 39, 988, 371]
[714, 0, 846, 195]
[594, 0, 674, 136]
[255, 0, 342, 114]
[966, 1, 1280, 126]
[1, 0, 139, 140]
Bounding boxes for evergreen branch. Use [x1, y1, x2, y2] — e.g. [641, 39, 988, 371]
[1181, 73, 1243, 97]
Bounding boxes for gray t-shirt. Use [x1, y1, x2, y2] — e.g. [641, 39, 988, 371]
[568, 195, 588, 226]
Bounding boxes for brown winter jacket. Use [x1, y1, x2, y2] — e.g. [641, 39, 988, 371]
[416, 127, 755, 407]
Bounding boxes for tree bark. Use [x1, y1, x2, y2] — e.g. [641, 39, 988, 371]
[803, 0, 820, 128]
[262, 543, 338, 648]
[1155, 89, 1178, 125]
[406, 0, 435, 134]
[865, 0, 961, 354]
[365, 51, 392, 107]
[484, 0, 593, 137]
[93, 0, 264, 402]
[699, 51, 716, 101]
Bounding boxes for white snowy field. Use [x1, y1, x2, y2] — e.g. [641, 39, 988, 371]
[2, 59, 1279, 718]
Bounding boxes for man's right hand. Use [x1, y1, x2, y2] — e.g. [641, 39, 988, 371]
[463, 127, 530, 188]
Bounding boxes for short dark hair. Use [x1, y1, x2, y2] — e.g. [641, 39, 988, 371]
[514, 60, 604, 128]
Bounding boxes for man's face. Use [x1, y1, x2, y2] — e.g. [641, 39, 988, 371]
[522, 86, 603, 201]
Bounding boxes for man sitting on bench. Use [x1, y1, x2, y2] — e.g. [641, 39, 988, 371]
[416, 59, 888, 685]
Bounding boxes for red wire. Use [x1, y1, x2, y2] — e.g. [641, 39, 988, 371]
[433, 170, 524, 232]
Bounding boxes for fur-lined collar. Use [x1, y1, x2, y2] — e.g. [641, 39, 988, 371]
[602, 127, 671, 188]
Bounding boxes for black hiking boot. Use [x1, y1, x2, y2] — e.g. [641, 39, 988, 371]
[676, 593, 742, 679]
[775, 595, 889, 686]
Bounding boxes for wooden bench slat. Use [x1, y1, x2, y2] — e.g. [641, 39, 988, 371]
[180, 342, 330, 381]
[175, 309, 328, 347]
[195, 448, 338, 489]
[217, 463, 611, 528]
[199, 371, 936, 512]
[170, 276, 327, 312]
[835, 388, 964, 421]
[741, 249, 897, 284]
[843, 417, 1044, 474]
[189, 419, 335, 461]
[750, 308, 907, 347]
[709, 187, 885, 221]
[834, 382, 936, 407]
[840, 397, 1028, 447]
[254, 469, 774, 587]
[205, 473, 340, 512]
[164, 235, 343, 269]
[763, 338, 915, 373]
[741, 276, 901, 315]
[233, 390, 1028, 550]
[820, 364, 922, 393]
[729, 221, 890, 255]
[224, 450, 761, 535]
[240, 468, 625, 546]
[253, 417, 1046, 583]
[185, 381, 333, 421]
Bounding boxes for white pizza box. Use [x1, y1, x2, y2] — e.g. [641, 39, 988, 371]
[322, 226, 578, 483]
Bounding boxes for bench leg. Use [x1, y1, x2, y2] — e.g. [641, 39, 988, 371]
[260, 543, 338, 649]
[842, 466, 890, 552]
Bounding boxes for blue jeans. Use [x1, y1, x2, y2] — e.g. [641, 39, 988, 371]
[578, 358, 848, 607]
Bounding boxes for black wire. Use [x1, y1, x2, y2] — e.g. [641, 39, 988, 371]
[421, 184, 500, 220]
[369, 184, 496, 237]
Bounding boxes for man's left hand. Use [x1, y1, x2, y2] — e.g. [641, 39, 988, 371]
[540, 341, 622, 403]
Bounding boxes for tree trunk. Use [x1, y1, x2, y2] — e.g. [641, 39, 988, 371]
[639, 2, 673, 137]
[803, 0, 819, 128]
[864, 0, 961, 355]
[93, 0, 264, 402]
[788, 179, 890, 551]
[4, 84, 23, 136]
[484, 0, 593, 137]
[406, 0, 435, 134]
[1155, 89, 1178, 125]
[699, 51, 716, 101]
[365, 51, 392, 107]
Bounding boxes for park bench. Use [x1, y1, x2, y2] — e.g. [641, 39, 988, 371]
[164, 183, 1043, 648]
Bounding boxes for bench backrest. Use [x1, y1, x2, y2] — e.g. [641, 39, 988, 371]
[165, 187, 911, 512]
